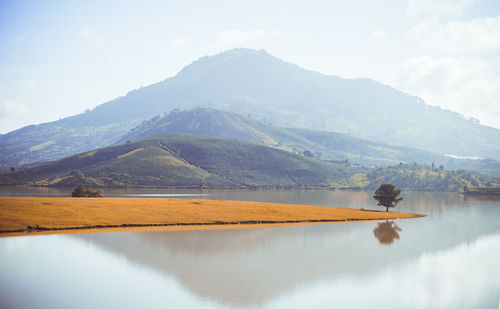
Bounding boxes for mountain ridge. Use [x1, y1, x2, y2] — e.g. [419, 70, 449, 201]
[0, 134, 357, 189]
[116, 108, 500, 176]
[1, 48, 499, 168]
[1, 134, 497, 191]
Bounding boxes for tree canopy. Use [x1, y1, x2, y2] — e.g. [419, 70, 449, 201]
[373, 184, 403, 212]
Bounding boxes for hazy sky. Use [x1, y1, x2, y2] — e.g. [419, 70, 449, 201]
[1, 0, 499, 133]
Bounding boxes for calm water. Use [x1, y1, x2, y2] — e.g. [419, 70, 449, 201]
[0, 188, 499, 308]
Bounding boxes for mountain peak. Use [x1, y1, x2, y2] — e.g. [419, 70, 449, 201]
[175, 48, 296, 81]
[217, 48, 270, 56]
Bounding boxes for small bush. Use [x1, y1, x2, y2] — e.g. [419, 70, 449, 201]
[72, 184, 102, 197]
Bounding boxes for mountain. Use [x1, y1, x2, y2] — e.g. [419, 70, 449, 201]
[117, 108, 500, 176]
[1, 48, 499, 168]
[1, 134, 497, 191]
[0, 134, 359, 189]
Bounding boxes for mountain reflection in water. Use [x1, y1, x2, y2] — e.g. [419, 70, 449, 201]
[1, 190, 500, 308]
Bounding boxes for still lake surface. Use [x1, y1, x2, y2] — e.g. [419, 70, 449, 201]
[0, 187, 499, 308]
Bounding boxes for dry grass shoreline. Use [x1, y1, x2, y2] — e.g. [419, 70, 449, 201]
[0, 197, 425, 237]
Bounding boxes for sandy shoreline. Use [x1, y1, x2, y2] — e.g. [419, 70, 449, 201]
[0, 197, 425, 237]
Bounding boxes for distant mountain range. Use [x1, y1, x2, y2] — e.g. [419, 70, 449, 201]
[1, 48, 499, 170]
[2, 134, 497, 191]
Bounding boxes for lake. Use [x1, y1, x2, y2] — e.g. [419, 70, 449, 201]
[1, 188, 499, 308]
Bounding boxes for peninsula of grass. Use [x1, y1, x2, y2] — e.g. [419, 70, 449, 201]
[0, 197, 425, 236]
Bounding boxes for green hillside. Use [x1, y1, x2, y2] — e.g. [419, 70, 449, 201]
[0, 137, 226, 188]
[0, 135, 358, 189]
[364, 163, 500, 192]
[1, 134, 498, 191]
[118, 108, 500, 176]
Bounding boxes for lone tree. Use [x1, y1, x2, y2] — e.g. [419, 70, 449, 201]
[373, 184, 403, 212]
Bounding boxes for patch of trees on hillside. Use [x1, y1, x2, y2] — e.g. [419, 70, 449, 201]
[364, 163, 499, 191]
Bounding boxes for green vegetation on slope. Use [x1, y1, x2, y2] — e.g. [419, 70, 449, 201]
[117, 108, 500, 177]
[0, 134, 358, 189]
[364, 163, 500, 191]
[0, 119, 137, 169]
[146, 135, 355, 188]
[1, 134, 498, 191]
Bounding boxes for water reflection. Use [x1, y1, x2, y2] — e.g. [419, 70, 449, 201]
[373, 220, 402, 245]
[71, 202, 499, 307]
[1, 189, 500, 308]
[2, 230, 499, 308]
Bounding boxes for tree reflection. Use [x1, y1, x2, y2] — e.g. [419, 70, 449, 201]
[373, 220, 402, 245]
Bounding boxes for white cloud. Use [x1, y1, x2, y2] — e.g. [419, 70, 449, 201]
[394, 13, 500, 129]
[370, 29, 387, 40]
[171, 37, 190, 48]
[411, 15, 500, 55]
[395, 56, 500, 128]
[406, 0, 479, 17]
[0, 99, 28, 118]
[217, 29, 280, 46]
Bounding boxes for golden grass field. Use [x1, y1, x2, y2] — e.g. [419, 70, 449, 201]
[0, 197, 424, 236]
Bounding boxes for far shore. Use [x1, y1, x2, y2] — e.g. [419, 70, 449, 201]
[0, 197, 425, 237]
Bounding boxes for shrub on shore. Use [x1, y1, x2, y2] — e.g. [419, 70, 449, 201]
[72, 184, 102, 197]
